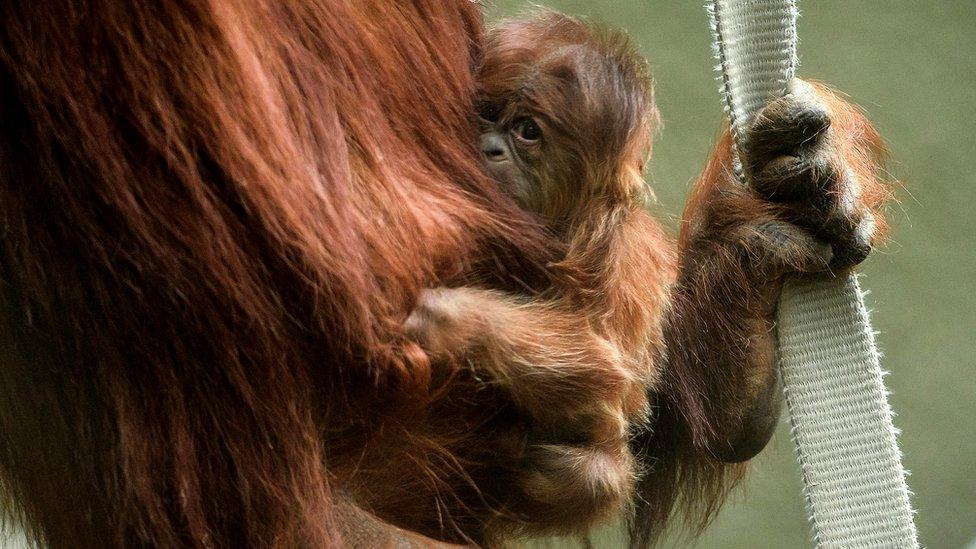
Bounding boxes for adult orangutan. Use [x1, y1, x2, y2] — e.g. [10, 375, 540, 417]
[0, 2, 889, 548]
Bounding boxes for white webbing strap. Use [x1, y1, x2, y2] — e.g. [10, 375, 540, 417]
[706, 1, 918, 547]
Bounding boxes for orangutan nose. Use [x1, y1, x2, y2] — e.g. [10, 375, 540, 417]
[481, 133, 510, 162]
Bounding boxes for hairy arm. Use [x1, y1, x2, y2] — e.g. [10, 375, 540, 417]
[401, 197, 676, 538]
[631, 80, 891, 545]
[665, 80, 888, 461]
[405, 286, 635, 442]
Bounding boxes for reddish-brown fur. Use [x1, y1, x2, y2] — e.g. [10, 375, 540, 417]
[0, 1, 552, 547]
[407, 13, 891, 548]
[0, 2, 890, 548]
[631, 81, 891, 546]
[404, 14, 674, 541]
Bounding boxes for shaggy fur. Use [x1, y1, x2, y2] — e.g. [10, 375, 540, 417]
[0, 2, 889, 547]
[406, 14, 673, 541]
[0, 1, 550, 547]
[406, 14, 891, 547]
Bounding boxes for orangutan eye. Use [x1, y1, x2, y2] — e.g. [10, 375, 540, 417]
[478, 102, 502, 123]
[514, 118, 542, 142]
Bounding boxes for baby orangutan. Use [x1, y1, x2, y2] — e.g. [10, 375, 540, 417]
[405, 12, 889, 546]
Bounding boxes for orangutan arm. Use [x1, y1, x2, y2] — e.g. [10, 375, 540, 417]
[627, 80, 893, 546]
[658, 80, 890, 463]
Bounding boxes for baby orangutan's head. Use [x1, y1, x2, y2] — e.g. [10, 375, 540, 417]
[477, 12, 658, 222]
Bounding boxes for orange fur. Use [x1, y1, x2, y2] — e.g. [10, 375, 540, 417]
[0, 1, 550, 546]
[0, 3, 891, 548]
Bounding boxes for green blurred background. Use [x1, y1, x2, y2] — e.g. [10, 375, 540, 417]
[487, 1, 976, 547]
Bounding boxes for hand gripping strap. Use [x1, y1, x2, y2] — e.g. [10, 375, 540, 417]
[707, 1, 918, 546]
